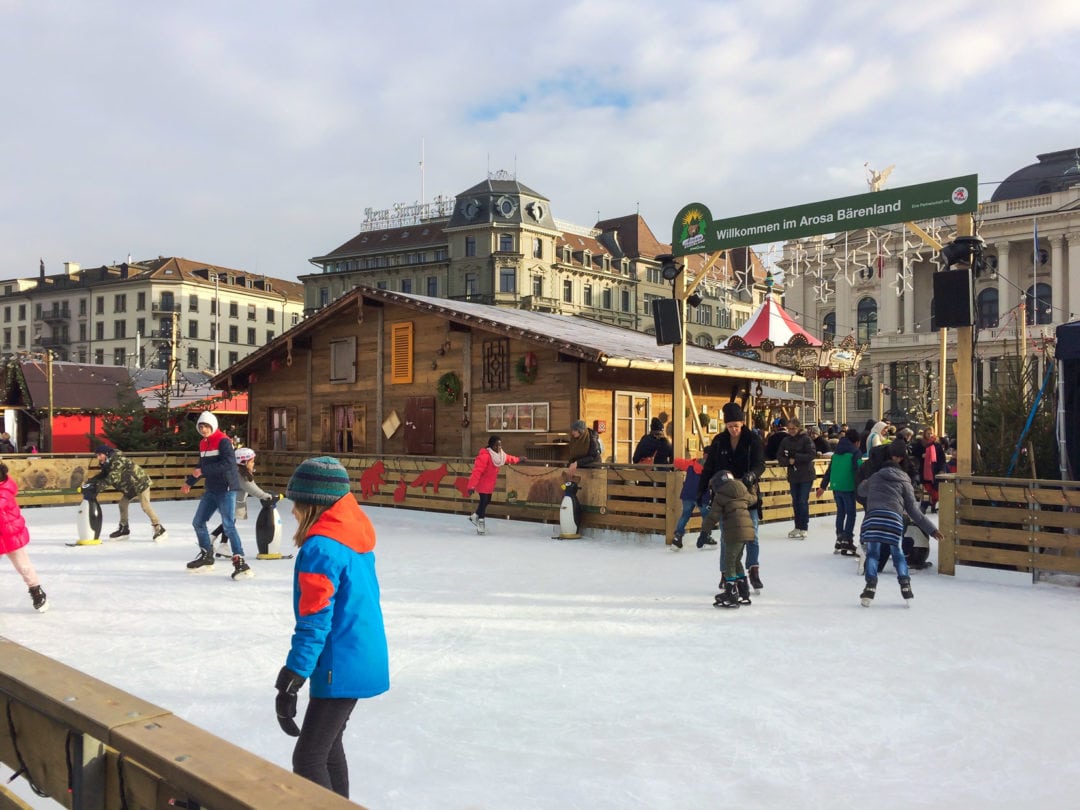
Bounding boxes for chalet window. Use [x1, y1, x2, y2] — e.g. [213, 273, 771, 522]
[268, 406, 298, 451]
[391, 322, 413, 384]
[482, 338, 510, 392]
[485, 402, 549, 432]
[330, 336, 357, 384]
[323, 403, 365, 453]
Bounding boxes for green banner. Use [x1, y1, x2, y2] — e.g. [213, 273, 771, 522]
[672, 174, 978, 256]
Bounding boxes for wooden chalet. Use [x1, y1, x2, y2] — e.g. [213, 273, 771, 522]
[213, 286, 803, 462]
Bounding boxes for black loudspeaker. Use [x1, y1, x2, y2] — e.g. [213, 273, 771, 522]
[652, 298, 682, 345]
[933, 270, 973, 328]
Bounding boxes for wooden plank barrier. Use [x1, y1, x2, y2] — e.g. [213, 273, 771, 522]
[0, 637, 362, 810]
[12, 453, 833, 541]
[937, 475, 1080, 579]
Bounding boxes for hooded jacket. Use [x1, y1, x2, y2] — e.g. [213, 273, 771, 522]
[818, 436, 860, 493]
[91, 450, 152, 498]
[185, 426, 241, 493]
[777, 430, 818, 484]
[0, 476, 29, 554]
[286, 494, 390, 699]
[857, 463, 939, 538]
[699, 426, 765, 511]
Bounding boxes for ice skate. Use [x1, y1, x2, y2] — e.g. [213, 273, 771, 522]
[671, 532, 683, 550]
[108, 523, 130, 539]
[152, 524, 168, 542]
[468, 513, 479, 529]
[787, 528, 801, 539]
[748, 565, 763, 594]
[860, 578, 877, 607]
[713, 580, 740, 609]
[476, 518, 487, 535]
[899, 576, 913, 606]
[231, 555, 254, 580]
[696, 532, 716, 549]
[186, 548, 215, 572]
[29, 585, 48, 613]
[735, 577, 752, 605]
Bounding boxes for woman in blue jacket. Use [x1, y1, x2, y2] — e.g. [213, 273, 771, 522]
[274, 456, 389, 799]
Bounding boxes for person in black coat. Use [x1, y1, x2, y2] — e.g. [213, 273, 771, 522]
[632, 417, 674, 465]
[764, 418, 788, 461]
[777, 418, 818, 539]
[698, 402, 767, 593]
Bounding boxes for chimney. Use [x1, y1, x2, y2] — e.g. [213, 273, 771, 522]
[120, 262, 129, 280]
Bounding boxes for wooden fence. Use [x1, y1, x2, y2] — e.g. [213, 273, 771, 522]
[8, 453, 838, 542]
[937, 475, 1080, 579]
[0, 638, 361, 810]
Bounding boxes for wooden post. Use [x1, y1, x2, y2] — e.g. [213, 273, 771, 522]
[955, 213, 975, 475]
[938, 478, 956, 575]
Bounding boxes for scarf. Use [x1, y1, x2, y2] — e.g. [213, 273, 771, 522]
[922, 443, 937, 481]
[487, 447, 508, 468]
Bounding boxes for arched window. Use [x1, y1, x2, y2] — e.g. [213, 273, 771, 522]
[857, 297, 877, 344]
[855, 374, 873, 411]
[822, 380, 835, 414]
[1025, 283, 1053, 325]
[823, 311, 836, 340]
[976, 288, 999, 329]
[697, 334, 713, 348]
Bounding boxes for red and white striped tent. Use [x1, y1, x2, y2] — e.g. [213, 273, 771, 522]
[717, 295, 821, 349]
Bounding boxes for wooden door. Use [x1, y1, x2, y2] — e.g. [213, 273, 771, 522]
[614, 392, 651, 464]
[404, 396, 436, 455]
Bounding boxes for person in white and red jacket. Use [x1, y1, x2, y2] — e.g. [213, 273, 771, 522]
[465, 435, 521, 534]
[180, 411, 250, 577]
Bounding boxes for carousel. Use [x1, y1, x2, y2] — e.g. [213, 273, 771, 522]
[718, 273, 868, 427]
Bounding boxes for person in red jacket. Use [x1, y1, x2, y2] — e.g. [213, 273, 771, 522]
[465, 435, 521, 535]
[0, 461, 48, 612]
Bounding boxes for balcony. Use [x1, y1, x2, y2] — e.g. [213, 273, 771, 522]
[152, 300, 181, 314]
[520, 295, 561, 313]
[41, 306, 71, 323]
[39, 335, 68, 349]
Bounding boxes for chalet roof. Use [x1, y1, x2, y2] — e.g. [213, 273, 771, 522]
[214, 286, 804, 390]
[12, 361, 131, 411]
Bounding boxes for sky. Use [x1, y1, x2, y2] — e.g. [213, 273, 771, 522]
[2, 1, 1080, 284]
[3, 498, 1080, 809]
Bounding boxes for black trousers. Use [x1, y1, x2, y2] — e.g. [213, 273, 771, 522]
[293, 696, 359, 798]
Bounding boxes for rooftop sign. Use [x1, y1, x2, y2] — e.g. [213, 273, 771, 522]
[672, 174, 978, 256]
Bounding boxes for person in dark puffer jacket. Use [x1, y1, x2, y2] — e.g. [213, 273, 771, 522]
[91, 445, 166, 541]
[274, 456, 389, 799]
[632, 417, 674, 465]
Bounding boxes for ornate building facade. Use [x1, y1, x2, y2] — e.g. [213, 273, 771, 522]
[781, 148, 1080, 429]
[303, 171, 776, 348]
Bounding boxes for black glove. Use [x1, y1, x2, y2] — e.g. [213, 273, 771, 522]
[261, 493, 277, 508]
[741, 472, 758, 489]
[274, 666, 305, 737]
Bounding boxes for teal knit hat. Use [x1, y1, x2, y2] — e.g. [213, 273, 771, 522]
[287, 456, 352, 505]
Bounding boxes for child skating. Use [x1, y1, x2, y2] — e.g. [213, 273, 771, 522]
[709, 471, 758, 609]
[465, 435, 521, 535]
[0, 461, 48, 612]
[856, 439, 944, 607]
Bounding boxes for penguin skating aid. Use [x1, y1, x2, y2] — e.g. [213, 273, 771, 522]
[68, 482, 104, 546]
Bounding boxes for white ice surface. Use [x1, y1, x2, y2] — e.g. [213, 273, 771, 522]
[3, 500, 1080, 809]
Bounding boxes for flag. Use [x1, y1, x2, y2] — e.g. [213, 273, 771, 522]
[1033, 218, 1039, 274]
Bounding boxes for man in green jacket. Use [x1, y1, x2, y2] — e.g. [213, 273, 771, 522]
[91, 446, 168, 541]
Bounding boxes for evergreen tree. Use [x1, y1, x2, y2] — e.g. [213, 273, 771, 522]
[973, 354, 1058, 479]
[99, 379, 161, 451]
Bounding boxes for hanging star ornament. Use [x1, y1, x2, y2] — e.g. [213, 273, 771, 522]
[814, 279, 834, 303]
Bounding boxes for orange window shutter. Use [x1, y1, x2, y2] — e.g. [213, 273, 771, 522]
[391, 322, 413, 384]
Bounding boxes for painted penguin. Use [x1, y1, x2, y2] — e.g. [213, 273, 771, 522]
[74, 481, 104, 545]
[556, 479, 583, 539]
[255, 495, 286, 559]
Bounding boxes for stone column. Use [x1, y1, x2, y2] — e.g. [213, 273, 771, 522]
[1051, 235, 1066, 323]
[1068, 233, 1080, 321]
[995, 241, 1013, 318]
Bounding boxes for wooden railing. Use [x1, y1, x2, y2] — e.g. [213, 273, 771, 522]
[0, 638, 361, 810]
[937, 476, 1080, 578]
[8, 453, 837, 541]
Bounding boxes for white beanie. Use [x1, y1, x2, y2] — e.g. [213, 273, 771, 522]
[197, 411, 218, 431]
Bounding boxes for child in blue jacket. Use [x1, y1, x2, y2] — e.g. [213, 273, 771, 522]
[671, 447, 715, 549]
[274, 456, 389, 799]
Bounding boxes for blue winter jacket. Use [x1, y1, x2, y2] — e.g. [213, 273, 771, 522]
[286, 494, 390, 699]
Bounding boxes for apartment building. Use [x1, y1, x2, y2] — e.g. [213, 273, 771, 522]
[0, 257, 305, 373]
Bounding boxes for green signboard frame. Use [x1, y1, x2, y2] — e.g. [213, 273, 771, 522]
[672, 174, 978, 256]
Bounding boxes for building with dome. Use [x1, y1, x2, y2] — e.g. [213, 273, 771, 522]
[780, 148, 1080, 430]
